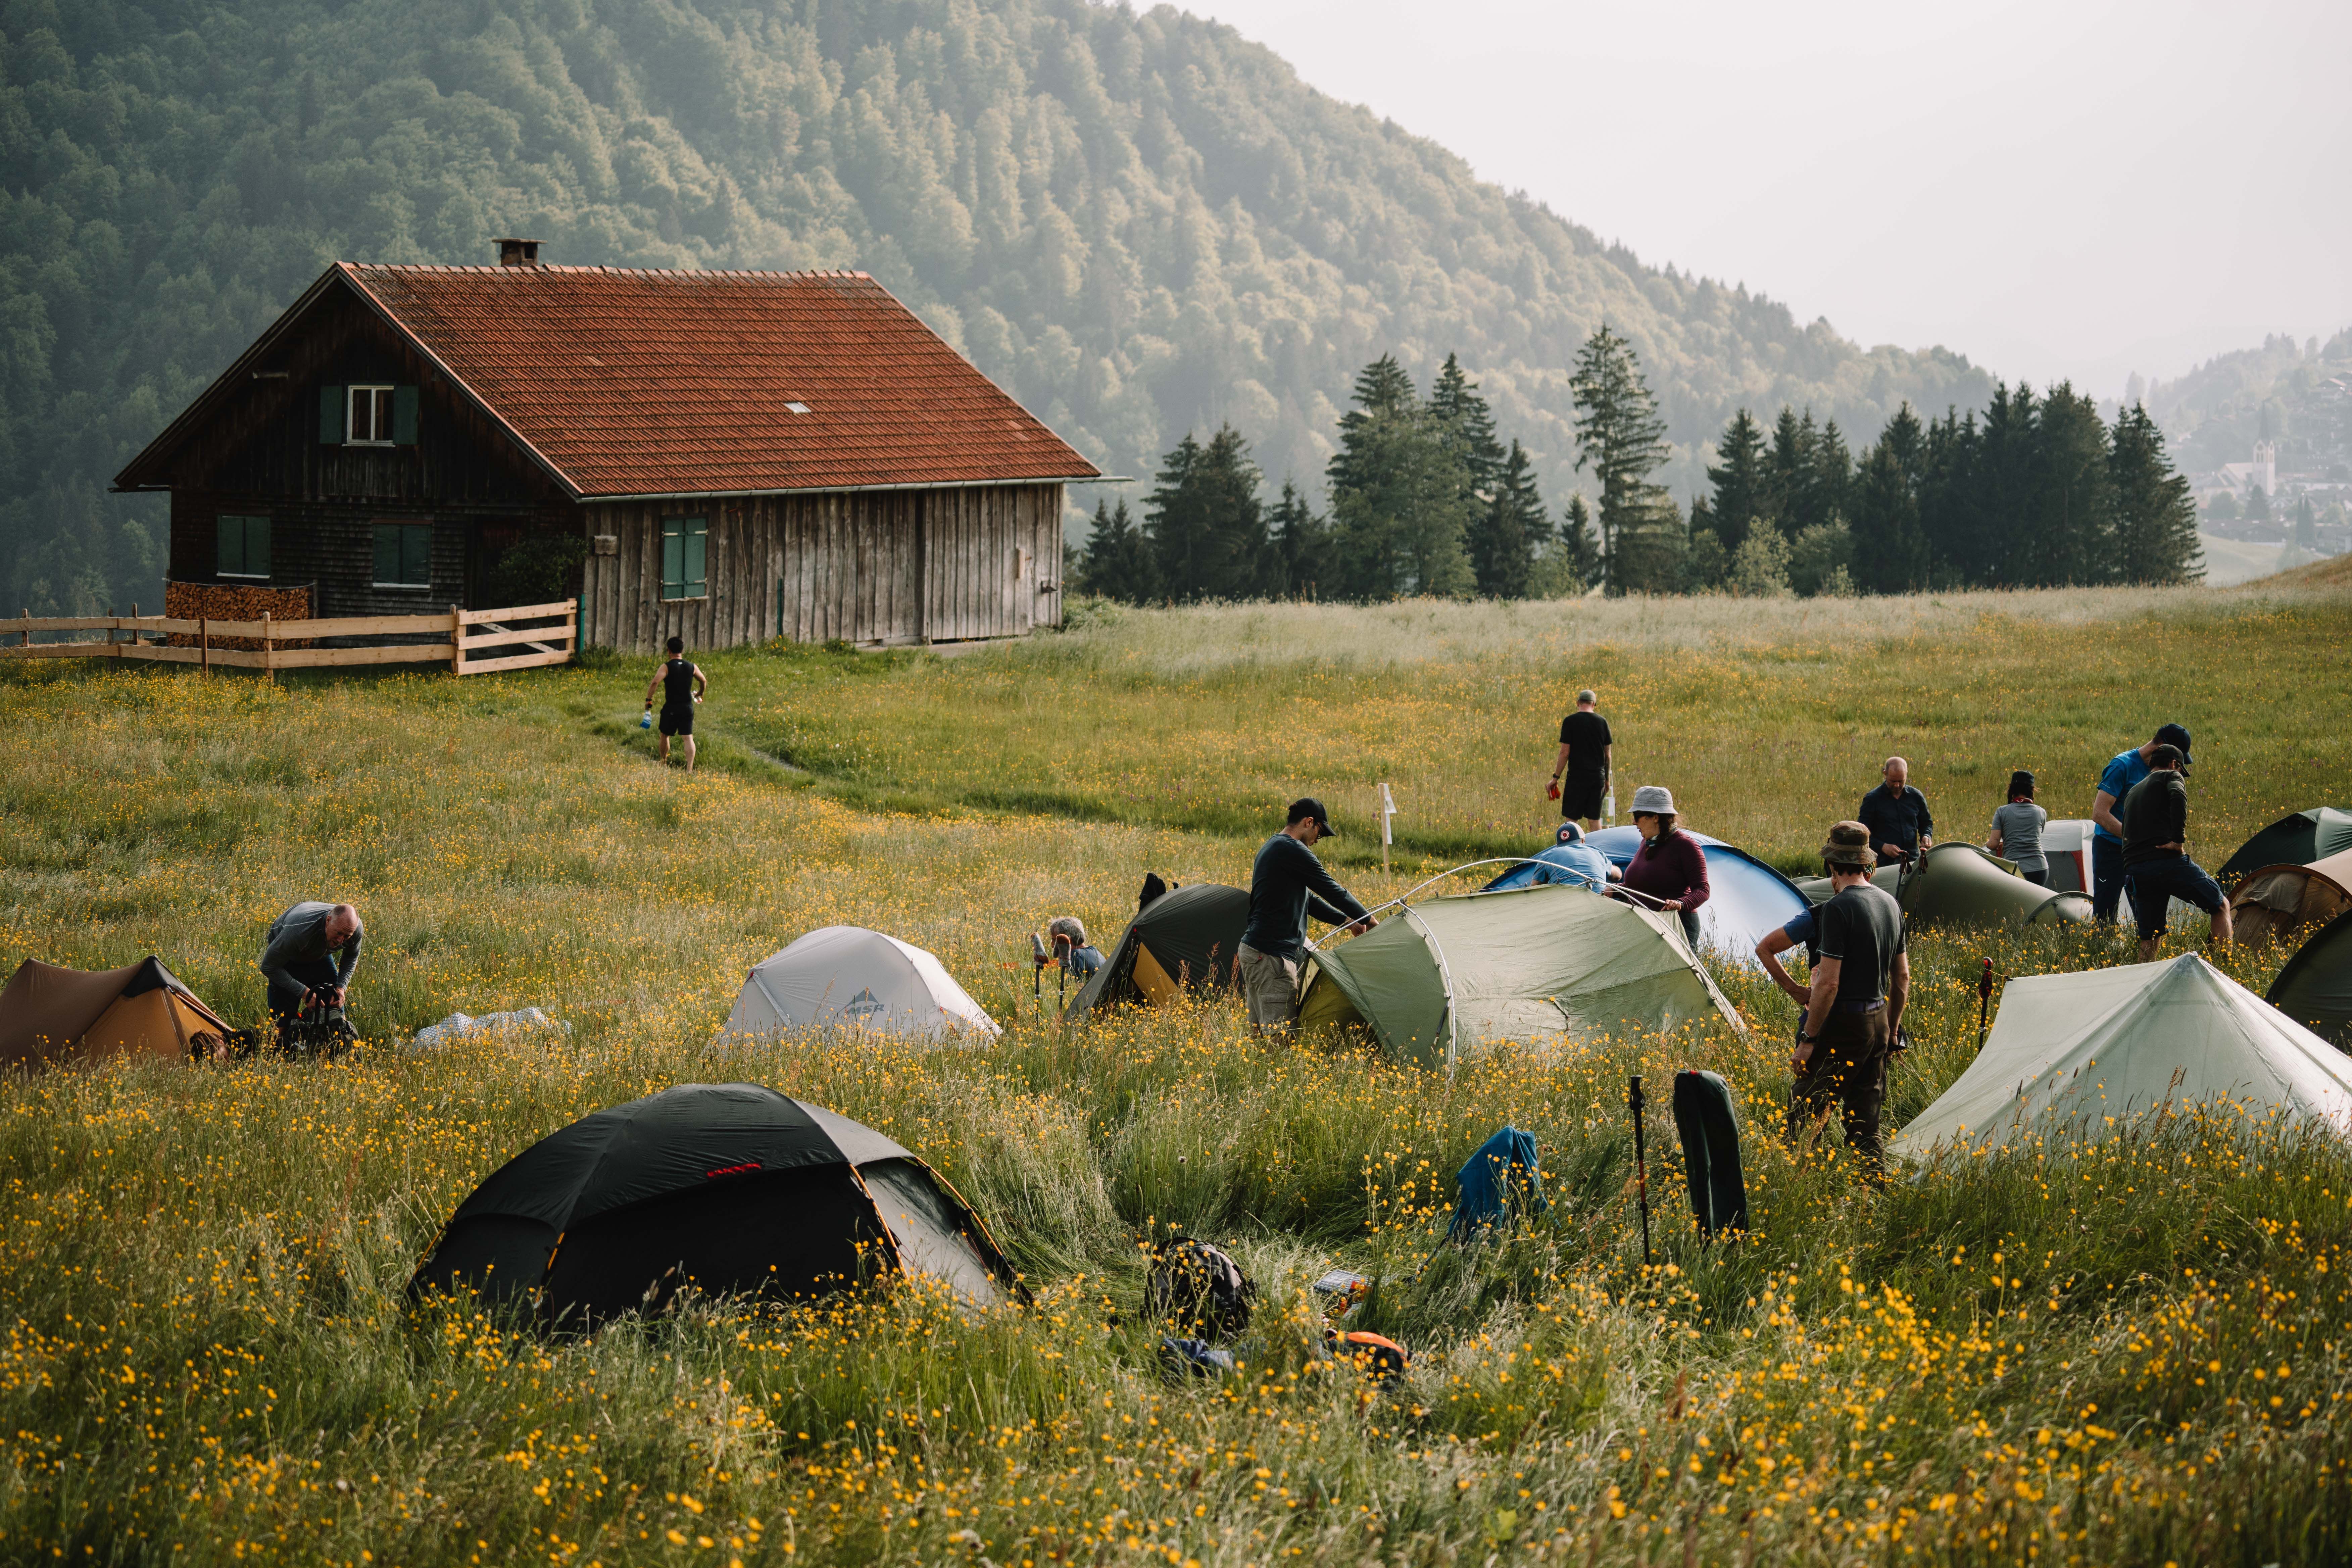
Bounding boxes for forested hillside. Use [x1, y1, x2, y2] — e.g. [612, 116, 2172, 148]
[0, 0, 1998, 613]
[2142, 329, 2352, 477]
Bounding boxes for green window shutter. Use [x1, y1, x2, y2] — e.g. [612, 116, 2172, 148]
[661, 518, 683, 600]
[247, 516, 269, 577]
[373, 524, 399, 584]
[320, 386, 346, 444]
[403, 524, 432, 585]
[683, 518, 707, 597]
[220, 515, 269, 576]
[218, 516, 241, 576]
[392, 386, 419, 444]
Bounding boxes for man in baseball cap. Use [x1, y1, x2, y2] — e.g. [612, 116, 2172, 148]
[1237, 798, 1373, 1035]
[2090, 722, 2196, 925]
[1787, 821, 1909, 1181]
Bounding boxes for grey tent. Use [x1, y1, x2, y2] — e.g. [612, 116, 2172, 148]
[1296, 883, 1745, 1072]
[1797, 844, 2089, 929]
[1065, 883, 1248, 1020]
[2270, 910, 2352, 1049]
[1890, 954, 2352, 1162]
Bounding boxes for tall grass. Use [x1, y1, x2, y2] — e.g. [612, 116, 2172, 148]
[1, 587, 2349, 1564]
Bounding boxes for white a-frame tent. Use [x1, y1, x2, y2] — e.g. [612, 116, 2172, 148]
[720, 926, 1000, 1043]
[1889, 953, 2352, 1162]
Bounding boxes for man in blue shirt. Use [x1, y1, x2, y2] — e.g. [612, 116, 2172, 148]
[2090, 722, 2194, 925]
[1526, 822, 1617, 891]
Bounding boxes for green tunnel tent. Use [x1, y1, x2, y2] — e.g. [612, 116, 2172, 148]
[2219, 807, 2352, 883]
[1796, 844, 2090, 929]
[1889, 954, 2352, 1163]
[2270, 909, 2352, 1049]
[1064, 883, 1247, 1020]
[1295, 883, 1746, 1072]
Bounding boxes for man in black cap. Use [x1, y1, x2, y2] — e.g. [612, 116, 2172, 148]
[2118, 744, 2231, 961]
[1237, 798, 1375, 1035]
[2090, 722, 2195, 925]
[1788, 821, 1909, 1180]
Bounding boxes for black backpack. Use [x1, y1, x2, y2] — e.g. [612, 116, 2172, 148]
[1145, 1238, 1254, 1342]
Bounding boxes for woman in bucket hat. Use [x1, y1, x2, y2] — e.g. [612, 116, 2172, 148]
[1615, 784, 1709, 947]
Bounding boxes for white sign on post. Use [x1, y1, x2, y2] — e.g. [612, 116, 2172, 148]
[1379, 781, 1396, 874]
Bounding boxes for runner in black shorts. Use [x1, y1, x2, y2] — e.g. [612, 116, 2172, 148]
[642, 635, 707, 772]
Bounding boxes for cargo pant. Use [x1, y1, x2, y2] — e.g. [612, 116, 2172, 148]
[1786, 1006, 1893, 1176]
[1235, 944, 1300, 1032]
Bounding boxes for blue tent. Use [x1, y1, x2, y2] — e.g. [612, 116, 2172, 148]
[1487, 826, 1806, 965]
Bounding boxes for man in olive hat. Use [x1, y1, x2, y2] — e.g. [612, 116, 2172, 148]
[1787, 821, 1909, 1178]
[1237, 798, 1375, 1035]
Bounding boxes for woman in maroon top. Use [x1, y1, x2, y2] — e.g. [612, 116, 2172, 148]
[1617, 784, 1709, 947]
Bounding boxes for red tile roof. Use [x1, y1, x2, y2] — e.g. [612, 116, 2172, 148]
[338, 263, 1098, 498]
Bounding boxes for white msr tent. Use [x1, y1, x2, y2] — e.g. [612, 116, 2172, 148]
[720, 927, 1000, 1043]
[1888, 953, 2352, 1162]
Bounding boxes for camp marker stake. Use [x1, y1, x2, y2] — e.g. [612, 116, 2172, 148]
[1976, 959, 1996, 1053]
[1629, 1075, 1653, 1269]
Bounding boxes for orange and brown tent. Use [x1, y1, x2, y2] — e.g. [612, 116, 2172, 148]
[2228, 848, 2352, 949]
[0, 957, 236, 1068]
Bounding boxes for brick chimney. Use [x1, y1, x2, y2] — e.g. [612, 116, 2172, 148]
[496, 238, 542, 267]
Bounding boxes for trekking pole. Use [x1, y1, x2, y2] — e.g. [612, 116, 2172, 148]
[1629, 1075, 1653, 1269]
[1976, 958, 1995, 1053]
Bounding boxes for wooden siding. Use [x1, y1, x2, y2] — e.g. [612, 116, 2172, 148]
[580, 484, 1065, 652]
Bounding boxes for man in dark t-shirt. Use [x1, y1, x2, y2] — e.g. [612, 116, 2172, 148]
[1549, 689, 1613, 831]
[2117, 744, 2230, 961]
[1786, 820, 1909, 1178]
[642, 634, 708, 772]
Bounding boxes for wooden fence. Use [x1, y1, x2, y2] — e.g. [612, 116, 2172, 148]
[0, 599, 578, 677]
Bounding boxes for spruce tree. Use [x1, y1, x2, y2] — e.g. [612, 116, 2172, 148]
[1918, 407, 1981, 588]
[1075, 497, 1158, 603]
[1146, 424, 1269, 602]
[1559, 494, 1601, 589]
[1767, 407, 1816, 539]
[2109, 403, 2202, 584]
[1971, 384, 2042, 587]
[1705, 409, 1772, 551]
[1429, 352, 1506, 495]
[1810, 419, 1854, 534]
[1850, 403, 1929, 593]
[1326, 355, 1475, 599]
[1467, 439, 1549, 598]
[1568, 326, 1675, 593]
[2029, 384, 2115, 587]
[1265, 480, 1329, 599]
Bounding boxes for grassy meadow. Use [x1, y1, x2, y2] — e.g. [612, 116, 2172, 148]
[3, 578, 2352, 1566]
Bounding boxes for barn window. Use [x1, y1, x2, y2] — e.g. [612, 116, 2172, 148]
[372, 522, 433, 589]
[216, 514, 270, 579]
[345, 386, 395, 444]
[661, 516, 708, 601]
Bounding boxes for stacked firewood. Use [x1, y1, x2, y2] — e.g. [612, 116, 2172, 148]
[163, 581, 314, 650]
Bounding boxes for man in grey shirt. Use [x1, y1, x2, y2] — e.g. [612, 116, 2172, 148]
[260, 901, 364, 1039]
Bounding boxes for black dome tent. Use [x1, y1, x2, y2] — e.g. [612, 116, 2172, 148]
[1064, 882, 1248, 1020]
[408, 1084, 1025, 1324]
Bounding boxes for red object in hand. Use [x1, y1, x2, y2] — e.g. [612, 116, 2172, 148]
[1547, 781, 1561, 800]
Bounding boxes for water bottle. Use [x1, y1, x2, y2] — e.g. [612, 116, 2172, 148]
[1603, 790, 1616, 825]
[640, 710, 653, 730]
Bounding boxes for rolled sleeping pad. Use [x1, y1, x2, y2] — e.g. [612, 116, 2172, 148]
[1672, 1069, 1748, 1239]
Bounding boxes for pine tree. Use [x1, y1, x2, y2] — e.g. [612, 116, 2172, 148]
[1810, 419, 1854, 533]
[1326, 355, 1475, 599]
[1559, 494, 1601, 589]
[1146, 424, 1269, 601]
[1429, 352, 1506, 495]
[1074, 497, 1158, 603]
[2029, 384, 2115, 586]
[1568, 326, 1675, 593]
[1766, 407, 1816, 539]
[1849, 403, 1929, 593]
[2109, 403, 2202, 584]
[1972, 383, 2042, 587]
[1265, 480, 1329, 599]
[1705, 409, 1772, 552]
[2246, 484, 2271, 523]
[1467, 439, 1549, 598]
[1918, 407, 1981, 588]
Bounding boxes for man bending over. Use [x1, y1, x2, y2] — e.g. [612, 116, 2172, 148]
[261, 901, 363, 1051]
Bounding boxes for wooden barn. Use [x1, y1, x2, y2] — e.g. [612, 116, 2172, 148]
[114, 242, 1101, 649]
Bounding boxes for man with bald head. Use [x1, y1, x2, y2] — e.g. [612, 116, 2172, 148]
[1857, 756, 1935, 868]
[261, 900, 364, 1048]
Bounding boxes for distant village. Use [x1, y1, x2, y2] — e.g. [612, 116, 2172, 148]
[2189, 370, 2352, 565]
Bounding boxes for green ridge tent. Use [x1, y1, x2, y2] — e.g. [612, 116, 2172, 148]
[1888, 954, 2352, 1162]
[1796, 844, 2090, 929]
[1295, 883, 1745, 1071]
[2270, 910, 2352, 1048]
[2219, 807, 2352, 883]
[1064, 883, 1248, 1020]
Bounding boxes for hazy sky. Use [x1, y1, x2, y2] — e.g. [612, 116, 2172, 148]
[1191, 0, 2351, 398]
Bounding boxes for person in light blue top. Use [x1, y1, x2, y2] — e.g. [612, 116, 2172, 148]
[1525, 822, 1616, 891]
[1986, 770, 2051, 886]
[2090, 723, 2193, 923]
